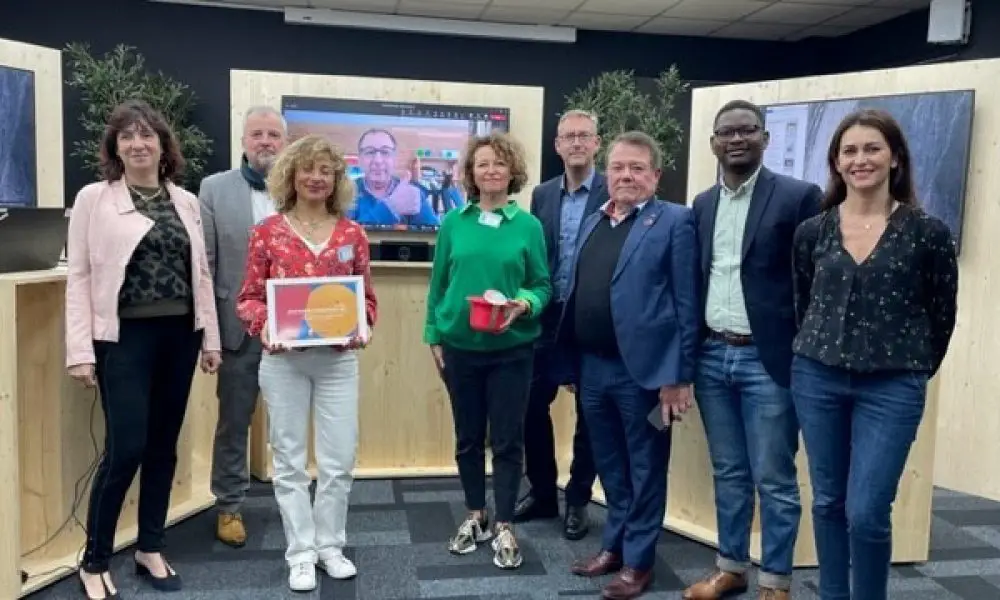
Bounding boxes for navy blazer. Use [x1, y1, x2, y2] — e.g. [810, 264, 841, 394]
[529, 172, 607, 337]
[530, 172, 608, 283]
[692, 167, 822, 388]
[560, 199, 700, 390]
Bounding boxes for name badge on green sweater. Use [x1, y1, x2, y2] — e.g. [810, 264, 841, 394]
[478, 211, 502, 228]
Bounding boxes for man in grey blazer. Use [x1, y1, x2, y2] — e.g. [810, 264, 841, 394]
[200, 105, 287, 547]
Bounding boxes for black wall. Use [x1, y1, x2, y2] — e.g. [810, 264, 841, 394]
[0, 0, 815, 205]
[814, 0, 998, 73]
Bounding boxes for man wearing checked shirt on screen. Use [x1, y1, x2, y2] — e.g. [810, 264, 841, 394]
[349, 128, 440, 228]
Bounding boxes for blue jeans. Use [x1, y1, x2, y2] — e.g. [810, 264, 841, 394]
[579, 353, 669, 571]
[694, 339, 801, 590]
[790, 355, 928, 600]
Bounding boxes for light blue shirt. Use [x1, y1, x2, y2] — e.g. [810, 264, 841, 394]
[705, 166, 761, 335]
[554, 169, 595, 301]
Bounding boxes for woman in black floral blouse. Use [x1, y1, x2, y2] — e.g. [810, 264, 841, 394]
[790, 108, 958, 600]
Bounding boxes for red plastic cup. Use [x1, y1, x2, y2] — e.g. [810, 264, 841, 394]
[468, 290, 510, 334]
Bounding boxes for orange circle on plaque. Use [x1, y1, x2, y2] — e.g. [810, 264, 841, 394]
[304, 283, 357, 338]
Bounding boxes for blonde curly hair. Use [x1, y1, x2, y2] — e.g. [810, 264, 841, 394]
[460, 131, 529, 198]
[267, 134, 355, 216]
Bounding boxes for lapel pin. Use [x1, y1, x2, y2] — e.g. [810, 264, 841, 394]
[644, 215, 656, 226]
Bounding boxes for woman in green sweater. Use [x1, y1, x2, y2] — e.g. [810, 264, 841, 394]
[423, 131, 551, 570]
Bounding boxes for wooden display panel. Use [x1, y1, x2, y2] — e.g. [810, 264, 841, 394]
[557, 379, 940, 567]
[229, 69, 545, 480]
[0, 270, 218, 598]
[647, 57, 1000, 567]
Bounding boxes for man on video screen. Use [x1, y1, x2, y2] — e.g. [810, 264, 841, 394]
[349, 128, 440, 228]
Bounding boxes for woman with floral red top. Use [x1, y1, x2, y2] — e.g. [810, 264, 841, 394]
[235, 134, 377, 592]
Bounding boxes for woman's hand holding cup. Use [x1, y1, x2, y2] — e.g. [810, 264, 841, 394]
[498, 299, 529, 331]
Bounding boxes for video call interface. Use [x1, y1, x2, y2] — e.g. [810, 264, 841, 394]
[281, 96, 511, 233]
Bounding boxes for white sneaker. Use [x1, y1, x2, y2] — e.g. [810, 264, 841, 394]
[288, 562, 317, 591]
[319, 553, 357, 579]
[448, 516, 492, 555]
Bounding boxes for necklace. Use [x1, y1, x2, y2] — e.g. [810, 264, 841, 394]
[855, 200, 898, 230]
[128, 184, 163, 202]
[290, 212, 332, 243]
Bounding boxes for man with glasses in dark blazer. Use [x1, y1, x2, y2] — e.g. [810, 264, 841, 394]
[514, 109, 606, 540]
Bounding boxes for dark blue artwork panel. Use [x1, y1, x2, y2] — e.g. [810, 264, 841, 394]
[763, 90, 974, 250]
[0, 66, 37, 207]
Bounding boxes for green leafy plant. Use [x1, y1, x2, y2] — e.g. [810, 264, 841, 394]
[63, 42, 212, 188]
[563, 66, 689, 172]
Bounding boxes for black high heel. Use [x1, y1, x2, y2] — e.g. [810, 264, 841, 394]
[134, 557, 182, 592]
[77, 572, 121, 599]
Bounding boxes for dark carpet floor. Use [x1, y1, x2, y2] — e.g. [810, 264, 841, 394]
[26, 478, 1000, 599]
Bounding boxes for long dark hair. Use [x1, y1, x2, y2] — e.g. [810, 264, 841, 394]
[99, 99, 186, 183]
[821, 108, 918, 211]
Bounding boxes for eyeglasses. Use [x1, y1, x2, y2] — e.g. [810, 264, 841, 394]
[713, 125, 761, 140]
[359, 146, 396, 159]
[557, 132, 596, 143]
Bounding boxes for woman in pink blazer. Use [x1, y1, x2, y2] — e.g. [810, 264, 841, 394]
[65, 100, 222, 600]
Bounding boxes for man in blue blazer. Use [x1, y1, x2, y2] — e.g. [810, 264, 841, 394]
[683, 100, 821, 600]
[563, 131, 699, 600]
[515, 110, 605, 540]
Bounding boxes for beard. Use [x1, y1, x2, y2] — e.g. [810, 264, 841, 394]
[253, 152, 277, 174]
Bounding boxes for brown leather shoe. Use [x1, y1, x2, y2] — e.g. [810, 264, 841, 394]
[570, 550, 622, 577]
[601, 567, 652, 599]
[682, 569, 748, 599]
[216, 512, 247, 548]
[759, 587, 790, 600]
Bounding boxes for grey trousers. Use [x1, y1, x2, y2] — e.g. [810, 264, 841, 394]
[211, 336, 263, 513]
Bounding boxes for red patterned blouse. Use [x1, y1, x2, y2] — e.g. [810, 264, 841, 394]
[235, 213, 378, 341]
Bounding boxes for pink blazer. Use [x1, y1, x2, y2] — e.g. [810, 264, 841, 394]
[65, 178, 222, 367]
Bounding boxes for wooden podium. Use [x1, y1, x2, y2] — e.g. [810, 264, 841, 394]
[0, 268, 218, 599]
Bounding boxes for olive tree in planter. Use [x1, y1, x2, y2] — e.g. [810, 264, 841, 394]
[562, 66, 689, 176]
[64, 42, 212, 188]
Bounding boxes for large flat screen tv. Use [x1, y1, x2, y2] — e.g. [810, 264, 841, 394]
[761, 89, 974, 249]
[0, 65, 37, 208]
[282, 96, 511, 233]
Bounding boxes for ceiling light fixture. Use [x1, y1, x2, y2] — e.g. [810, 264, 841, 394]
[284, 7, 577, 44]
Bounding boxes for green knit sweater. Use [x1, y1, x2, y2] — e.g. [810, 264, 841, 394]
[423, 200, 551, 351]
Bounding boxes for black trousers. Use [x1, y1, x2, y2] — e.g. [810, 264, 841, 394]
[442, 343, 534, 523]
[522, 347, 596, 508]
[81, 314, 202, 573]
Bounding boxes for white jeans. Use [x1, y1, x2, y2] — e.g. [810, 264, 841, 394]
[259, 348, 359, 566]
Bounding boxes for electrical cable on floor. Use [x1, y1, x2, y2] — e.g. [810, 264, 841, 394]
[20, 387, 103, 585]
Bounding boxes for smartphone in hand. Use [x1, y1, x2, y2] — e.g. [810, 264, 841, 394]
[647, 406, 670, 431]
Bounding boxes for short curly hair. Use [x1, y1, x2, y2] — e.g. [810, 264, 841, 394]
[460, 131, 529, 198]
[267, 134, 355, 216]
